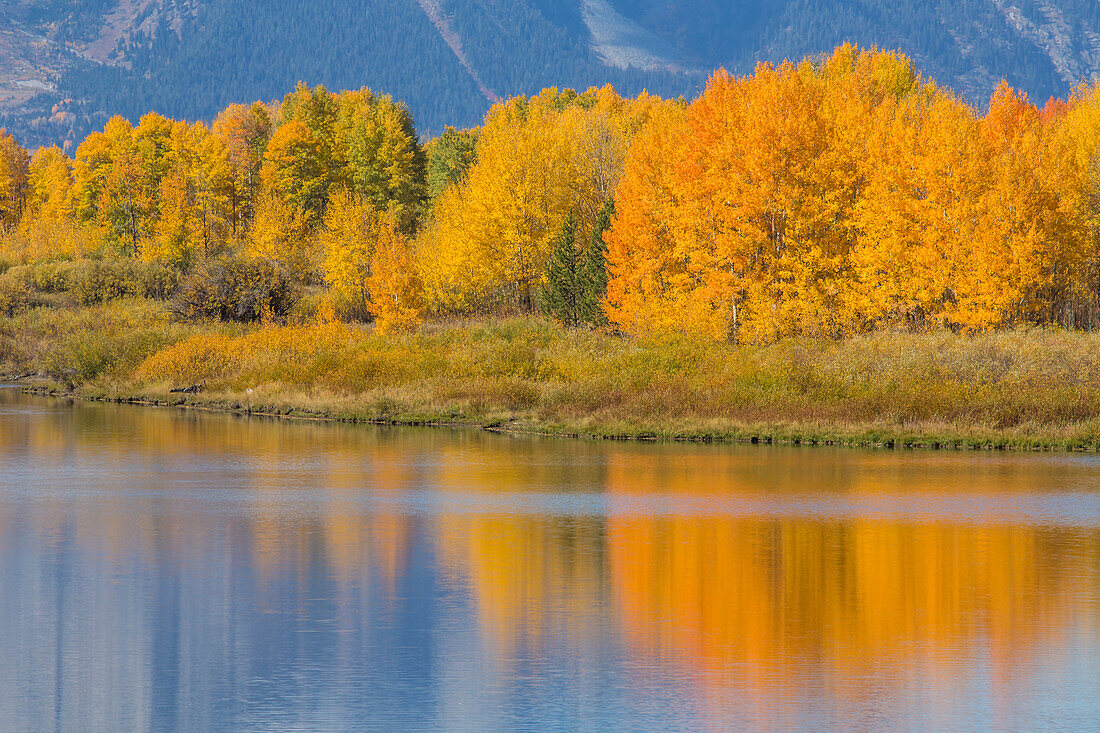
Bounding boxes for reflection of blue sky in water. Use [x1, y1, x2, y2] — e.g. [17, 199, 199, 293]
[0, 389, 1097, 731]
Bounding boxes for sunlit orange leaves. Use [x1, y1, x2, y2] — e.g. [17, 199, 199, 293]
[606, 45, 1091, 343]
[7, 47, 1100, 341]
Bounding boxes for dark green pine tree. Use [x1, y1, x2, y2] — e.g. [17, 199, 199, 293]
[540, 213, 581, 326]
[579, 199, 614, 326]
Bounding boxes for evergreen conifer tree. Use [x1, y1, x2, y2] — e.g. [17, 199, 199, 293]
[580, 199, 613, 326]
[540, 213, 581, 326]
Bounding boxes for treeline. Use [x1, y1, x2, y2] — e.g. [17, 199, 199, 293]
[5, 45, 1100, 343]
[606, 46, 1100, 342]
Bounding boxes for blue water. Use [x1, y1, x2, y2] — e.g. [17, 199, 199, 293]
[1, 387, 1098, 732]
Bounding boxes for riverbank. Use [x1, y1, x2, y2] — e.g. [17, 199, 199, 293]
[6, 299, 1100, 451]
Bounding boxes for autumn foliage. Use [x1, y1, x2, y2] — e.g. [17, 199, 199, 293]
[606, 45, 1100, 342]
[5, 46, 1100, 343]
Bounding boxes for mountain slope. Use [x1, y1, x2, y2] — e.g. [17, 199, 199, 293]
[1, 0, 1098, 150]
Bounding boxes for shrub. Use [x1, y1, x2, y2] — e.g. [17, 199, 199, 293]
[68, 260, 142, 304]
[0, 273, 29, 316]
[130, 260, 180, 300]
[171, 256, 299, 323]
[40, 314, 181, 382]
[66, 259, 180, 304]
[29, 260, 75, 292]
[290, 290, 327, 323]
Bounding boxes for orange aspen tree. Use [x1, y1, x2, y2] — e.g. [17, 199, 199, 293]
[608, 46, 923, 342]
[967, 83, 1054, 327]
[603, 106, 692, 337]
[0, 128, 29, 231]
[367, 215, 422, 333]
[1042, 82, 1100, 326]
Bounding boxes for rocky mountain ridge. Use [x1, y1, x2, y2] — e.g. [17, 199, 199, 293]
[1, 0, 1098, 149]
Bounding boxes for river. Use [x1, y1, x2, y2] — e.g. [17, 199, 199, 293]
[0, 386, 1098, 731]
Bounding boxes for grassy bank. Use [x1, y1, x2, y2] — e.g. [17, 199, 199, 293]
[6, 299, 1100, 450]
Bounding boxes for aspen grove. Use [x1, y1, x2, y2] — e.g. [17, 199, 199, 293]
[5, 46, 1100, 343]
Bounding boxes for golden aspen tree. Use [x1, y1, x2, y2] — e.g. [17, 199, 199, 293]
[150, 160, 201, 266]
[1042, 83, 1100, 326]
[367, 215, 422, 333]
[607, 47, 934, 342]
[851, 82, 1049, 332]
[25, 147, 72, 221]
[73, 116, 141, 254]
[147, 121, 200, 265]
[212, 102, 272, 235]
[968, 83, 1054, 327]
[419, 94, 577, 311]
[848, 91, 980, 328]
[421, 87, 673, 313]
[145, 122, 233, 265]
[249, 191, 313, 277]
[319, 189, 377, 318]
[189, 123, 234, 256]
[17, 146, 86, 260]
[260, 119, 328, 227]
[0, 128, 29, 231]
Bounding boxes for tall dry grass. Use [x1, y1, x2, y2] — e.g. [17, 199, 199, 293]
[0, 299, 243, 384]
[7, 305, 1100, 447]
[122, 317, 1100, 447]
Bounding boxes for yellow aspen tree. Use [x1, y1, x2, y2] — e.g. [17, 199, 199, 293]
[418, 95, 575, 311]
[189, 123, 234, 256]
[25, 147, 72, 222]
[212, 102, 272, 236]
[150, 161, 200, 266]
[367, 215, 422, 333]
[260, 119, 328, 227]
[319, 189, 376, 319]
[72, 116, 150, 255]
[145, 122, 231, 264]
[18, 146, 87, 260]
[420, 87, 672, 313]
[1042, 83, 1100, 326]
[0, 128, 29, 231]
[249, 191, 313, 277]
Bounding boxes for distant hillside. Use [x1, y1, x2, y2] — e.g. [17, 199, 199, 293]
[2, 0, 1099, 149]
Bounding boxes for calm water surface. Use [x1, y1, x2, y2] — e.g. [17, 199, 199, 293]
[1, 386, 1098, 732]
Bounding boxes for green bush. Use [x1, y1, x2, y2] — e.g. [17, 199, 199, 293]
[0, 274, 30, 316]
[68, 259, 180, 304]
[290, 290, 326, 323]
[45, 328, 175, 383]
[30, 260, 75, 292]
[129, 260, 180, 300]
[171, 256, 299, 323]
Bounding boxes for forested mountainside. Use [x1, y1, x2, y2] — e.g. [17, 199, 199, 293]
[2, 0, 1099, 149]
